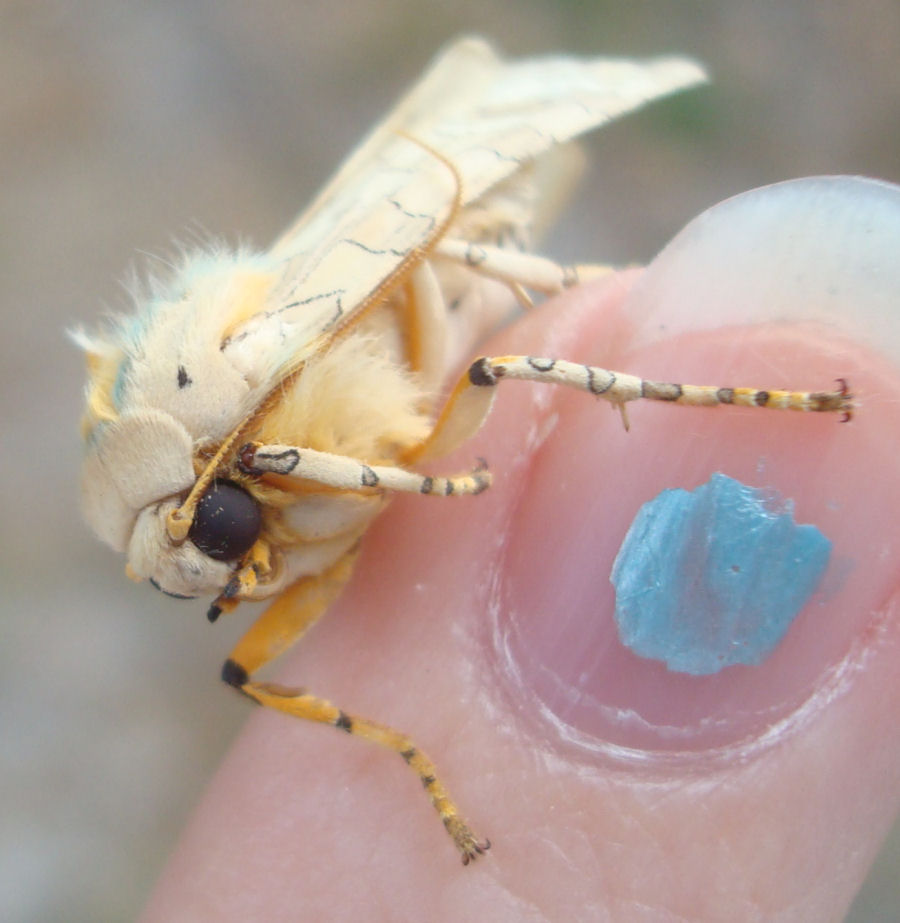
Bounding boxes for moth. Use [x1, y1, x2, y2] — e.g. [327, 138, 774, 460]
[76, 37, 851, 862]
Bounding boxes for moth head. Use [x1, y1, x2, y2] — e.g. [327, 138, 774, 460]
[81, 408, 262, 598]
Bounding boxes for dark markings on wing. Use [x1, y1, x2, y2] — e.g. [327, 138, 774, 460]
[341, 237, 409, 259]
[274, 289, 347, 317]
[389, 198, 439, 227]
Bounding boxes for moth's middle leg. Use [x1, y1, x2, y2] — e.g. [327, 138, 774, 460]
[403, 354, 853, 465]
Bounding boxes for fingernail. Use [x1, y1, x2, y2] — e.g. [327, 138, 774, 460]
[494, 177, 900, 758]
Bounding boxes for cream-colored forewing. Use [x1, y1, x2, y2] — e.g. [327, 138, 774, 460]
[225, 38, 706, 381]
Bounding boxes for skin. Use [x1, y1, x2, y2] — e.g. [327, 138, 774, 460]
[142, 186, 900, 921]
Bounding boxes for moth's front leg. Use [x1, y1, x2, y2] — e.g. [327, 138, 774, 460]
[238, 442, 492, 497]
[207, 539, 273, 622]
[221, 548, 490, 863]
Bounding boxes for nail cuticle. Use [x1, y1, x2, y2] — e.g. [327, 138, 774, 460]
[489, 596, 878, 774]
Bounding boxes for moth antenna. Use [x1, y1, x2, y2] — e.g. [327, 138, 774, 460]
[166, 426, 247, 541]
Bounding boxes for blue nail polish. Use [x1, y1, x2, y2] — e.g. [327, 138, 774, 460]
[611, 473, 831, 676]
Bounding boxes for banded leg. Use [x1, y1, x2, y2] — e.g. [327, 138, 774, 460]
[435, 237, 611, 296]
[471, 357, 852, 412]
[222, 549, 489, 863]
[234, 680, 489, 863]
[405, 354, 853, 464]
[238, 442, 491, 497]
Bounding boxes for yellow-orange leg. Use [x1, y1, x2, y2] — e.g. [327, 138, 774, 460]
[208, 539, 273, 622]
[229, 678, 489, 863]
[220, 549, 489, 863]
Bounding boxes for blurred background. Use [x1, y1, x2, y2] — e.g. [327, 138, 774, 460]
[2, 1, 899, 919]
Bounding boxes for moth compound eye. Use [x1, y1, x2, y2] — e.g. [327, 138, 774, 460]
[188, 479, 261, 562]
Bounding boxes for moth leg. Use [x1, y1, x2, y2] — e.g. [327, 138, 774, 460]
[403, 262, 448, 394]
[435, 237, 612, 296]
[225, 547, 358, 675]
[223, 548, 490, 863]
[238, 441, 491, 497]
[207, 540, 273, 623]
[405, 355, 854, 464]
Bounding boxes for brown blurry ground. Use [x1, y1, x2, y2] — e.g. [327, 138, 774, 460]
[2, 1, 898, 919]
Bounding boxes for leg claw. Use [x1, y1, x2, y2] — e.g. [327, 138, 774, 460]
[446, 817, 490, 865]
